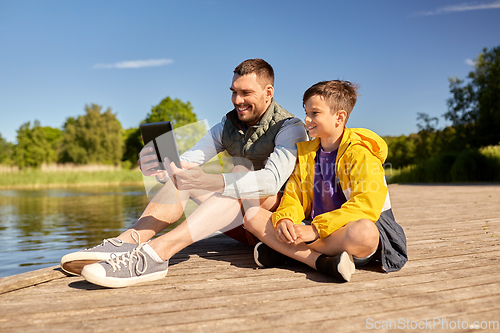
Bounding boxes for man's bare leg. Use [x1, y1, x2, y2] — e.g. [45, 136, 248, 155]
[117, 179, 215, 244]
[148, 193, 245, 260]
[117, 164, 260, 245]
[61, 175, 240, 276]
[143, 189, 281, 261]
[116, 164, 283, 261]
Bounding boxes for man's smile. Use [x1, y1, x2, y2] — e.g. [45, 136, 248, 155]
[237, 105, 250, 113]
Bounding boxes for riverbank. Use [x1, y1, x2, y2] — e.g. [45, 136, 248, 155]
[0, 157, 231, 190]
[0, 168, 144, 190]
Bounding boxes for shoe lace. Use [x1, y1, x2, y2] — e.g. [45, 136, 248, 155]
[105, 230, 147, 277]
[86, 237, 124, 250]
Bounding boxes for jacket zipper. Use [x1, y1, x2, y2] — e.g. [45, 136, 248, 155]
[335, 142, 351, 194]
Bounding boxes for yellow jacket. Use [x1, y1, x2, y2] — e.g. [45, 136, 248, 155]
[272, 127, 391, 238]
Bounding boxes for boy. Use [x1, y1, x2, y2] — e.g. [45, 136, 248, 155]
[244, 80, 407, 282]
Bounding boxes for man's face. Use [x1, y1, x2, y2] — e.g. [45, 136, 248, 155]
[230, 73, 273, 126]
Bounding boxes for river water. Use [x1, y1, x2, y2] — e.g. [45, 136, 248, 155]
[0, 186, 158, 278]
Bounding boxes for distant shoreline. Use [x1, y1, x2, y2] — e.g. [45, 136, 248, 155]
[0, 181, 144, 190]
[0, 158, 231, 190]
[0, 166, 144, 190]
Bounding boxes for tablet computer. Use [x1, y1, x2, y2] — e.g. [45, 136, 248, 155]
[140, 121, 182, 169]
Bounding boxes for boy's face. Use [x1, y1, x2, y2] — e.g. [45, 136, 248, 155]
[304, 95, 343, 139]
[230, 73, 273, 126]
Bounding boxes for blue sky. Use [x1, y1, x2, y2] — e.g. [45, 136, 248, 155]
[1, 0, 499, 143]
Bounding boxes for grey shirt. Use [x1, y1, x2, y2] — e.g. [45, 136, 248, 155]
[180, 115, 308, 199]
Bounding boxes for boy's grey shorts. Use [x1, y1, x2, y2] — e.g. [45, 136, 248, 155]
[301, 209, 407, 273]
[353, 248, 378, 267]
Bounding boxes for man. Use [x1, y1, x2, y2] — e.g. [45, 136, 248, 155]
[61, 59, 308, 288]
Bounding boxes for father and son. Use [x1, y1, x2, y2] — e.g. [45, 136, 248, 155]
[61, 59, 408, 288]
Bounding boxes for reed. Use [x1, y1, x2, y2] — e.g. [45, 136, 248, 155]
[0, 155, 234, 189]
[0, 166, 143, 189]
[388, 145, 500, 184]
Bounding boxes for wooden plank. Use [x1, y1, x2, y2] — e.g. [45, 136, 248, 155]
[2, 256, 499, 330]
[0, 185, 499, 333]
[0, 265, 67, 295]
[2, 247, 498, 305]
[2, 264, 499, 323]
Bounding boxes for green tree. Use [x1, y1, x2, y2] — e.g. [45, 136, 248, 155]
[122, 127, 143, 168]
[0, 133, 14, 165]
[62, 104, 124, 165]
[12, 121, 62, 168]
[122, 97, 199, 167]
[385, 135, 417, 169]
[445, 46, 500, 148]
[413, 112, 439, 161]
[433, 126, 461, 153]
[145, 97, 197, 127]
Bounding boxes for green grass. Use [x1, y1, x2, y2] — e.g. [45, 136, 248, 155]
[388, 145, 500, 184]
[480, 144, 500, 160]
[0, 168, 144, 189]
[0, 154, 234, 189]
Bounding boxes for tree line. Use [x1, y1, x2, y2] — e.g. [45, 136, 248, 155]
[385, 46, 500, 182]
[2, 46, 499, 182]
[0, 97, 198, 169]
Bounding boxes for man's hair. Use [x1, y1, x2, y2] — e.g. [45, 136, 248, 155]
[303, 80, 359, 122]
[234, 59, 274, 87]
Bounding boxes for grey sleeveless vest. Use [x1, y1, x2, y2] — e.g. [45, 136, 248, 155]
[222, 99, 295, 171]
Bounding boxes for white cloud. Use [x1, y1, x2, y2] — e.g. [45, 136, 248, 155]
[465, 58, 475, 66]
[94, 58, 173, 69]
[415, 0, 500, 16]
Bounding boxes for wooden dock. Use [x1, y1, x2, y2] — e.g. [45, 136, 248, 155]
[1, 184, 499, 332]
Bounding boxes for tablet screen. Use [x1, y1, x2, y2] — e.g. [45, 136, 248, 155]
[140, 121, 181, 169]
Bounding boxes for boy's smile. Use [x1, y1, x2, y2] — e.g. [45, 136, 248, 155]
[304, 95, 346, 151]
[304, 95, 338, 137]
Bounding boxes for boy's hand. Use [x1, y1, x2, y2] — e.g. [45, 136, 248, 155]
[293, 224, 319, 243]
[276, 219, 297, 243]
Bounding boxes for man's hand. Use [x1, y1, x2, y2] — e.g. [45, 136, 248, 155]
[166, 159, 224, 192]
[138, 146, 167, 178]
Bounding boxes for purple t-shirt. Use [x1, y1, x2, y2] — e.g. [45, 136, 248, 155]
[311, 146, 347, 219]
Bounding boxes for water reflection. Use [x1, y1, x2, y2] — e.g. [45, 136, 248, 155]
[0, 186, 154, 277]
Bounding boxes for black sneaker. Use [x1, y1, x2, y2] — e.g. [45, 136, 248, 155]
[253, 242, 290, 268]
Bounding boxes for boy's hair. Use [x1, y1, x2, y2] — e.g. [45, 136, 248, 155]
[303, 80, 359, 122]
[234, 59, 274, 88]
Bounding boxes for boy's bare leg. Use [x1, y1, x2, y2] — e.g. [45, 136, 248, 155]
[243, 207, 321, 269]
[308, 219, 379, 258]
[244, 208, 380, 268]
